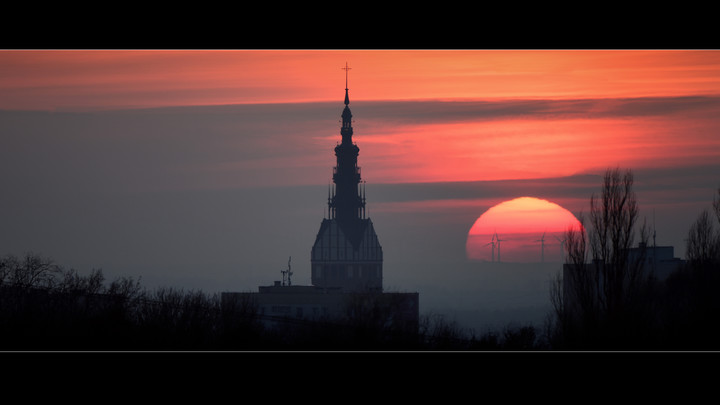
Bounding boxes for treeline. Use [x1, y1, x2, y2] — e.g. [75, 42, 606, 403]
[7, 168, 716, 351]
[0, 253, 539, 350]
[546, 168, 720, 350]
[0, 253, 262, 350]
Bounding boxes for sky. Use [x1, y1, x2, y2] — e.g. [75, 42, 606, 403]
[2, 49, 720, 330]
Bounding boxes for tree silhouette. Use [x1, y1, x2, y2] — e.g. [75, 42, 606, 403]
[685, 209, 720, 269]
[686, 186, 720, 270]
[550, 167, 654, 349]
[659, 186, 720, 349]
[1, 253, 60, 289]
[0, 252, 550, 350]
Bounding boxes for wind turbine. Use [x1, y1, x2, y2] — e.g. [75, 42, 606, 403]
[536, 231, 546, 263]
[494, 232, 506, 262]
[555, 235, 566, 263]
[484, 234, 496, 262]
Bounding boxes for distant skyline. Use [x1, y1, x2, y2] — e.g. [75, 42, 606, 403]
[2, 50, 719, 328]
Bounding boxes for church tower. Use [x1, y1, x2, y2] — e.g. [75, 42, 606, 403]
[311, 64, 383, 292]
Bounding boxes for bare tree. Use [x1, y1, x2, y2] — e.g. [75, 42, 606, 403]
[1, 253, 61, 289]
[56, 268, 106, 295]
[685, 186, 720, 271]
[685, 187, 720, 270]
[550, 168, 652, 348]
[713, 186, 720, 225]
[589, 169, 651, 317]
[658, 187, 720, 348]
[686, 209, 720, 269]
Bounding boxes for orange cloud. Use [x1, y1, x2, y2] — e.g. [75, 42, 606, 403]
[3, 50, 720, 111]
[357, 109, 720, 184]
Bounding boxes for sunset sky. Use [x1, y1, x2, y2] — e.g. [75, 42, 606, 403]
[3, 50, 720, 183]
[2, 50, 719, 328]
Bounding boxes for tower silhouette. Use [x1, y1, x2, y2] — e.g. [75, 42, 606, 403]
[310, 64, 383, 292]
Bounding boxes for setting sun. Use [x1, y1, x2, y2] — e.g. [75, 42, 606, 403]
[466, 197, 582, 263]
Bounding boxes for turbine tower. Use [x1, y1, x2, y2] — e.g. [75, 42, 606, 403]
[535, 231, 546, 263]
[484, 234, 496, 262]
[494, 232, 506, 262]
[555, 235, 566, 263]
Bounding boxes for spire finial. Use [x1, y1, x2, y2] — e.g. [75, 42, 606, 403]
[342, 62, 351, 105]
[342, 62, 351, 90]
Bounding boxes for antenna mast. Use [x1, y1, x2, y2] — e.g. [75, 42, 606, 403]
[281, 256, 293, 286]
[287, 256, 292, 286]
[652, 209, 657, 274]
[653, 209, 657, 248]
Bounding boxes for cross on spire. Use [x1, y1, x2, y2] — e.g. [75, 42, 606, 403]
[342, 62, 351, 90]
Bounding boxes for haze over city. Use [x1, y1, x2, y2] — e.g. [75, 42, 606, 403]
[2, 49, 720, 331]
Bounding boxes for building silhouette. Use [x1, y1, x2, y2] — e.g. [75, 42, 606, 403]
[627, 242, 685, 280]
[222, 67, 418, 330]
[562, 241, 685, 315]
[311, 73, 383, 292]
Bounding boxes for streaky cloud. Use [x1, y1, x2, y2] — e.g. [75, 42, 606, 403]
[369, 174, 603, 204]
[13, 94, 719, 123]
[351, 95, 720, 126]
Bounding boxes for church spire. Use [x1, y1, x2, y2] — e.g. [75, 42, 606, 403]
[311, 64, 383, 292]
[340, 62, 352, 105]
[329, 63, 364, 225]
[340, 62, 353, 144]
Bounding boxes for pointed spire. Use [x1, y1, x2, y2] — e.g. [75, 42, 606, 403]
[340, 62, 354, 144]
[342, 62, 351, 105]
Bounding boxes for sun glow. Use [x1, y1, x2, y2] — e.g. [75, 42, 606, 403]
[466, 197, 582, 263]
